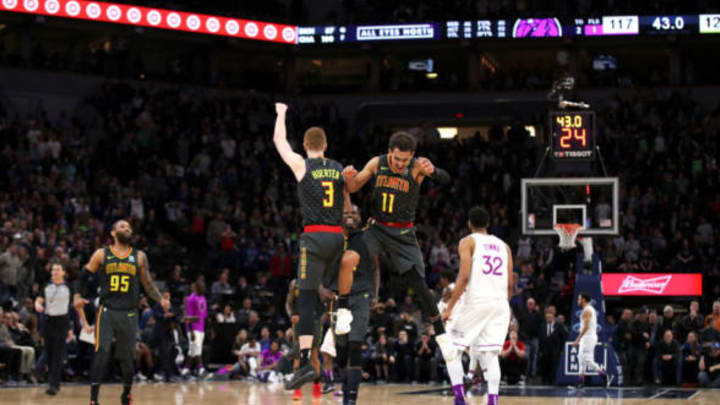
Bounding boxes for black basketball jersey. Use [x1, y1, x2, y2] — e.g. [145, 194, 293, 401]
[98, 246, 140, 310]
[371, 154, 420, 223]
[298, 157, 344, 227]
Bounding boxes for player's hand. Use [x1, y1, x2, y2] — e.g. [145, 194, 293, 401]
[35, 302, 44, 313]
[416, 157, 435, 176]
[275, 102, 288, 115]
[342, 165, 358, 179]
[291, 314, 300, 325]
[73, 295, 89, 309]
[82, 322, 93, 335]
[319, 287, 336, 302]
[161, 297, 171, 311]
[441, 308, 452, 322]
[572, 340, 579, 347]
[369, 299, 378, 311]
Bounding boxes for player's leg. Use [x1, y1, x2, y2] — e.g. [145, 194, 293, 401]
[477, 351, 501, 405]
[473, 301, 510, 405]
[89, 306, 113, 404]
[343, 293, 370, 405]
[285, 234, 324, 390]
[335, 251, 356, 335]
[115, 310, 139, 405]
[578, 336, 605, 386]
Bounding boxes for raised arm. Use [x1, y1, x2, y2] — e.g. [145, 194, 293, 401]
[344, 156, 379, 193]
[441, 236, 475, 321]
[413, 157, 451, 185]
[273, 103, 306, 181]
[73, 248, 104, 332]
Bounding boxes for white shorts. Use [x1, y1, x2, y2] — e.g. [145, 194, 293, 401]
[188, 331, 205, 357]
[578, 335, 598, 360]
[448, 299, 510, 354]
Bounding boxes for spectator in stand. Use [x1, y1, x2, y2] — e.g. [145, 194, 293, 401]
[518, 297, 542, 379]
[238, 334, 262, 379]
[712, 301, 720, 332]
[227, 330, 250, 379]
[629, 309, 652, 385]
[701, 315, 720, 347]
[211, 268, 234, 303]
[656, 330, 681, 385]
[397, 312, 418, 343]
[374, 334, 391, 383]
[392, 330, 414, 383]
[539, 308, 566, 385]
[500, 330, 527, 385]
[698, 343, 720, 388]
[414, 332, 437, 383]
[257, 340, 283, 383]
[616, 308, 634, 374]
[216, 304, 237, 323]
[259, 327, 271, 352]
[0, 307, 22, 383]
[677, 301, 704, 344]
[682, 331, 701, 386]
[658, 306, 677, 341]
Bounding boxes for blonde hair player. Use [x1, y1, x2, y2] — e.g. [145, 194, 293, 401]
[441, 206, 513, 405]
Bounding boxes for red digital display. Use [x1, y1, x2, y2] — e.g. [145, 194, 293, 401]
[602, 273, 703, 296]
[550, 111, 595, 161]
[0, 0, 297, 44]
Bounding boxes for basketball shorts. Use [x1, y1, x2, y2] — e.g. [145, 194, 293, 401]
[447, 299, 510, 354]
[188, 331, 205, 357]
[578, 335, 598, 362]
[365, 222, 425, 276]
[297, 232, 344, 291]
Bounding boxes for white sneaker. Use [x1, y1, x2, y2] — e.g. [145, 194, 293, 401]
[136, 372, 148, 381]
[335, 308, 353, 335]
[180, 368, 190, 377]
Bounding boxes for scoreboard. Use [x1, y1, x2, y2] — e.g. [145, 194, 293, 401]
[550, 111, 595, 161]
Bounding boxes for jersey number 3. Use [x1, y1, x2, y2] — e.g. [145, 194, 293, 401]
[110, 274, 130, 292]
[321, 181, 334, 207]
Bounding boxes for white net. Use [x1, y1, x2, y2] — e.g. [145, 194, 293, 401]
[554, 223, 583, 251]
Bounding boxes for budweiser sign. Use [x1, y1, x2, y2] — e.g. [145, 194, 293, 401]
[602, 273, 703, 296]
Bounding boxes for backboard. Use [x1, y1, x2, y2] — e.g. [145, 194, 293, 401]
[521, 177, 619, 236]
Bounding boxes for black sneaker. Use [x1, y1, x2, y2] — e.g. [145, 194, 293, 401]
[284, 363, 317, 390]
[322, 381, 334, 394]
[121, 392, 132, 405]
[45, 387, 58, 396]
[463, 376, 473, 393]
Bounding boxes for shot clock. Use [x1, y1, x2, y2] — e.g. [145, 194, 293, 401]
[550, 111, 595, 161]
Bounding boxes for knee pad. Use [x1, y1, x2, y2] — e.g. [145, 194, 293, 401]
[296, 289, 317, 336]
[348, 341, 363, 368]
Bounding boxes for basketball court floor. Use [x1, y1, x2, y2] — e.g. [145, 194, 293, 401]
[1, 381, 717, 405]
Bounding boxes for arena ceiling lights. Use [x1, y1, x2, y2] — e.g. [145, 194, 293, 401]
[0, 0, 297, 44]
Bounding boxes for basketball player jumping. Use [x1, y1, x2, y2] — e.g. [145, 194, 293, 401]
[573, 292, 608, 388]
[74, 220, 170, 405]
[342, 132, 454, 356]
[441, 207, 513, 405]
[274, 103, 354, 390]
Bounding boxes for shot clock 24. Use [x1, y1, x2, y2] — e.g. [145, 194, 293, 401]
[550, 111, 596, 161]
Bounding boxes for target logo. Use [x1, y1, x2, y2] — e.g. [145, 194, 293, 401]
[186, 15, 200, 30]
[106, 5, 121, 21]
[2, 0, 17, 10]
[225, 19, 240, 35]
[282, 27, 296, 42]
[245, 22, 259, 37]
[263, 24, 278, 40]
[85, 3, 101, 19]
[127, 7, 142, 24]
[23, 0, 38, 12]
[167, 12, 181, 28]
[65, 1, 81, 16]
[206, 17, 220, 33]
[147, 10, 161, 26]
[44, 0, 59, 14]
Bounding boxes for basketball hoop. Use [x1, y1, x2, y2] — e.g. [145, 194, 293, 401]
[554, 223, 583, 251]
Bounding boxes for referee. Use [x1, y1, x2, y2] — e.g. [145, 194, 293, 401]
[35, 263, 72, 395]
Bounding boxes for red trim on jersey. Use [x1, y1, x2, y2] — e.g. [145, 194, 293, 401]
[375, 219, 414, 229]
[304, 225, 343, 234]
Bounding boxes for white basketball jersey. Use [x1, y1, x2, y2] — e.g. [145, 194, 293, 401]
[465, 233, 509, 302]
[584, 305, 598, 339]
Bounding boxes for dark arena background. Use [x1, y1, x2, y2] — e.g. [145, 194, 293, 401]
[0, 1, 719, 404]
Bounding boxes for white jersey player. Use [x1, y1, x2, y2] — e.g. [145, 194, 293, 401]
[441, 207, 513, 405]
[572, 292, 607, 387]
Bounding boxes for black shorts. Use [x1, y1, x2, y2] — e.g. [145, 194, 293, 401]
[365, 222, 425, 276]
[348, 292, 371, 342]
[297, 231, 344, 291]
[95, 306, 138, 361]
